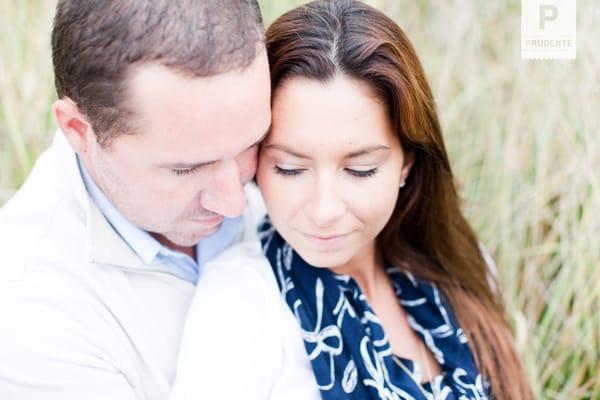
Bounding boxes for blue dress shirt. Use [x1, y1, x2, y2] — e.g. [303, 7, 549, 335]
[77, 157, 241, 284]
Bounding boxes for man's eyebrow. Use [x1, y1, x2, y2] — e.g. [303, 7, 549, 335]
[263, 144, 390, 160]
[160, 123, 272, 169]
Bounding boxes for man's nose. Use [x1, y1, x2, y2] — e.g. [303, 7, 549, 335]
[200, 160, 247, 218]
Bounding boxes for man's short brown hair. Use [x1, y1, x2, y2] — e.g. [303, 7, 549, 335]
[52, 0, 264, 147]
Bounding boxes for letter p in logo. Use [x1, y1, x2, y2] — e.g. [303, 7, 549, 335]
[539, 4, 558, 29]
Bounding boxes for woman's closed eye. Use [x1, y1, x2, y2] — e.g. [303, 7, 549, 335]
[273, 164, 379, 179]
[345, 166, 378, 178]
[273, 165, 306, 176]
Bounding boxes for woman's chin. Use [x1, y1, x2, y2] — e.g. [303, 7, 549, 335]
[293, 247, 351, 270]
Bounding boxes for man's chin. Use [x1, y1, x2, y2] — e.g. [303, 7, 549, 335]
[166, 223, 223, 247]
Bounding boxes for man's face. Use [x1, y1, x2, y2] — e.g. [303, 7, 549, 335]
[81, 50, 271, 248]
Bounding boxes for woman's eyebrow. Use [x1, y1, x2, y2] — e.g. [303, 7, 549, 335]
[263, 144, 311, 159]
[263, 144, 391, 160]
[345, 145, 390, 158]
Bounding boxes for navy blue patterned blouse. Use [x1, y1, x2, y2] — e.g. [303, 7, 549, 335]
[259, 219, 491, 400]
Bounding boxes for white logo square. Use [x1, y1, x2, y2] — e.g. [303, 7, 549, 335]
[521, 0, 576, 59]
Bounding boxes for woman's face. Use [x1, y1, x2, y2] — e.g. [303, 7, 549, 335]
[257, 75, 412, 271]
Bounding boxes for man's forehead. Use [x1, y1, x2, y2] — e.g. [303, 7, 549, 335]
[126, 49, 269, 98]
[124, 63, 269, 132]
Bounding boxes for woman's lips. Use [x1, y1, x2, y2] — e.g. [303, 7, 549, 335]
[310, 234, 345, 240]
[302, 231, 351, 248]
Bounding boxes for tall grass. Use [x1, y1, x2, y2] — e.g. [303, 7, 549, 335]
[1, 0, 598, 398]
[0, 0, 56, 202]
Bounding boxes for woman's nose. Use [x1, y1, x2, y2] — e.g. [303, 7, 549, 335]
[306, 177, 346, 228]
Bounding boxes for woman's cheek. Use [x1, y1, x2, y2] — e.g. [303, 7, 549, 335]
[261, 170, 295, 218]
[348, 174, 399, 223]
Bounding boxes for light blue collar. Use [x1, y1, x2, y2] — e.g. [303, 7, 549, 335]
[77, 156, 241, 283]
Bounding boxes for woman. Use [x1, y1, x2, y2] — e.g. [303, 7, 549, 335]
[169, 1, 532, 399]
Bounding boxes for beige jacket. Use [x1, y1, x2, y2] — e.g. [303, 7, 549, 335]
[0, 132, 265, 400]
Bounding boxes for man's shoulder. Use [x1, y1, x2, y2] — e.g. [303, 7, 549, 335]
[0, 138, 87, 282]
[0, 203, 85, 282]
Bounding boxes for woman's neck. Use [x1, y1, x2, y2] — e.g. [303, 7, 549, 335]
[332, 246, 387, 299]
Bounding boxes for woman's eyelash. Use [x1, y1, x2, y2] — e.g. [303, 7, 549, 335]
[346, 168, 378, 178]
[173, 167, 199, 176]
[274, 165, 378, 178]
[274, 166, 304, 176]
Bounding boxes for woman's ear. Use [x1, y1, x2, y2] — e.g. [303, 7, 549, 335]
[401, 150, 415, 183]
[52, 98, 95, 156]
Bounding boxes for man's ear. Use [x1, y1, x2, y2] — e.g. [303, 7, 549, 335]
[52, 98, 95, 155]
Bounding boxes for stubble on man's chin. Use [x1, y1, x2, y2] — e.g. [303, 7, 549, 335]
[157, 226, 218, 249]
[149, 230, 197, 250]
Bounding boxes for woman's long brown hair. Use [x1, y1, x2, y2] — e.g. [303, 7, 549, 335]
[266, 1, 532, 398]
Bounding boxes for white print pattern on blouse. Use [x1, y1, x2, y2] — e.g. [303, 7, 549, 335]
[332, 286, 357, 327]
[430, 375, 453, 400]
[294, 277, 344, 391]
[456, 328, 468, 344]
[407, 316, 446, 365]
[453, 369, 487, 400]
[392, 357, 452, 400]
[360, 337, 417, 400]
[341, 360, 358, 393]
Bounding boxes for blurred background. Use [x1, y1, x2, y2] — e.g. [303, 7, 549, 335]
[0, 0, 598, 398]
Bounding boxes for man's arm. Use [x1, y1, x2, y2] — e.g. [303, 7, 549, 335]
[169, 258, 282, 400]
[0, 279, 138, 400]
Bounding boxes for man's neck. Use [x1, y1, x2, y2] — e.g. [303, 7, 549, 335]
[150, 232, 196, 259]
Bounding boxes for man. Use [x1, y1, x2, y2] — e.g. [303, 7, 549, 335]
[0, 1, 270, 399]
